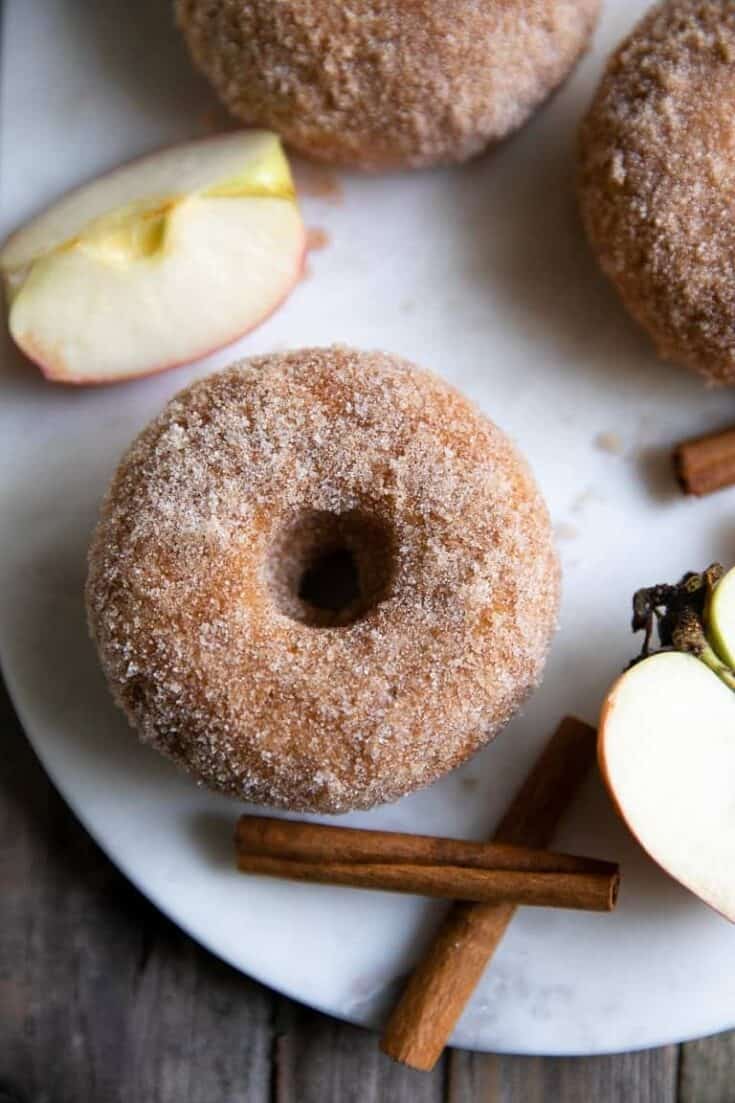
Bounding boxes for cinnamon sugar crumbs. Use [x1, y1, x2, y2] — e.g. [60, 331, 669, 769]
[594, 431, 624, 456]
[571, 488, 605, 516]
[579, 0, 735, 385]
[86, 348, 558, 813]
[306, 227, 330, 252]
[554, 522, 579, 542]
[295, 167, 344, 204]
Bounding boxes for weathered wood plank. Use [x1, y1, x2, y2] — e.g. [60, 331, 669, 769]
[447, 1047, 679, 1103]
[6, 664, 733, 1103]
[125, 923, 274, 1102]
[0, 677, 273, 1103]
[273, 1000, 447, 1103]
[679, 1031, 735, 1103]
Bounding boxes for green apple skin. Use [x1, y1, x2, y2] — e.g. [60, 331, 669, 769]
[707, 566, 735, 669]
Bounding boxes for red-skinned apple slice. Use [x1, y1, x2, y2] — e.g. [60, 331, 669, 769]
[599, 564, 735, 922]
[600, 651, 735, 922]
[0, 131, 305, 384]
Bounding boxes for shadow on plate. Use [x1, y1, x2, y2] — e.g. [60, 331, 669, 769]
[1, 486, 187, 795]
[62, 0, 221, 135]
[445, 83, 712, 416]
[188, 810, 239, 873]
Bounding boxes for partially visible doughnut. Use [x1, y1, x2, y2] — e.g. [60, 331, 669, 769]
[579, 0, 735, 384]
[176, 0, 601, 170]
[86, 347, 559, 812]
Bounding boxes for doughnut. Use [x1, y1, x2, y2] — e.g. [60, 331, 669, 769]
[579, 0, 735, 385]
[176, 0, 601, 170]
[86, 347, 559, 813]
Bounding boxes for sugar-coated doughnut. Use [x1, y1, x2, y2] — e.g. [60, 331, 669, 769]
[579, 0, 735, 385]
[176, 0, 600, 170]
[86, 348, 559, 812]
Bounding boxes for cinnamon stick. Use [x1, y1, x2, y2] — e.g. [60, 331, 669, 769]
[235, 814, 617, 877]
[674, 425, 735, 496]
[380, 716, 600, 1070]
[236, 853, 618, 911]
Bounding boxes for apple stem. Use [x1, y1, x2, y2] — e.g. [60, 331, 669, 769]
[630, 563, 735, 693]
[699, 645, 735, 693]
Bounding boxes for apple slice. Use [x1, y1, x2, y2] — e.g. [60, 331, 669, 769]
[599, 563, 735, 921]
[708, 566, 735, 669]
[600, 652, 735, 922]
[0, 131, 305, 384]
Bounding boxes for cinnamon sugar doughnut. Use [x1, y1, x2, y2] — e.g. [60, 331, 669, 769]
[579, 0, 735, 385]
[176, 0, 601, 170]
[86, 348, 559, 813]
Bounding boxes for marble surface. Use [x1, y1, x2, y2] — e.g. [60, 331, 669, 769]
[2, 0, 735, 1056]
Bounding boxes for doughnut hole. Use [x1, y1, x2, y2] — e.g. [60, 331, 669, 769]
[267, 509, 395, 628]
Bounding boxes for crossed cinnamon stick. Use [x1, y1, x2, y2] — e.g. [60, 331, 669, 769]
[235, 717, 616, 1070]
[235, 814, 618, 912]
[380, 716, 601, 1069]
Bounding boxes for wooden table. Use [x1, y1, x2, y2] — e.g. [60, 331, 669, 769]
[2, 671, 732, 1103]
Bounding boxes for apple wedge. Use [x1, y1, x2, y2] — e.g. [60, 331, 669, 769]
[707, 566, 735, 669]
[0, 131, 305, 384]
[599, 563, 735, 922]
[600, 652, 735, 922]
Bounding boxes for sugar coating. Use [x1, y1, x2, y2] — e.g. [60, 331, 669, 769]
[86, 348, 559, 813]
[579, 0, 735, 385]
[176, 0, 600, 170]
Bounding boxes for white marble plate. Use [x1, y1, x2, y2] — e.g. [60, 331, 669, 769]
[3, 0, 735, 1056]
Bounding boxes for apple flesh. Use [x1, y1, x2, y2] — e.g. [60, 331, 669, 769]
[599, 564, 735, 922]
[600, 652, 735, 921]
[0, 131, 305, 384]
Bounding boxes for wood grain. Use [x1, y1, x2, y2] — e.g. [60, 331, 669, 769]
[2, 672, 735, 1101]
[679, 1032, 735, 1103]
[447, 1048, 680, 1103]
[272, 1001, 446, 1103]
[0, 678, 272, 1103]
